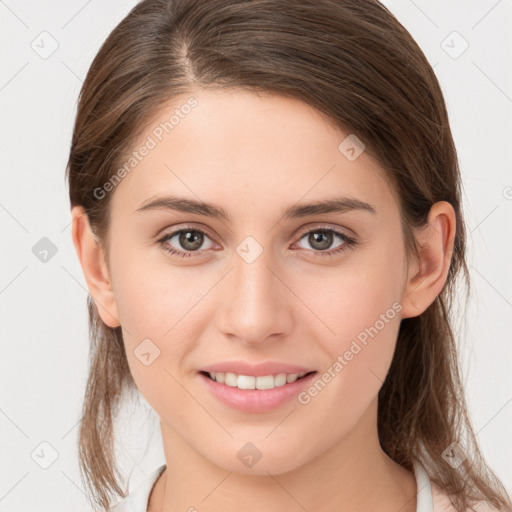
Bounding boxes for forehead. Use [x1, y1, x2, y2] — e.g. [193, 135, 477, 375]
[109, 88, 396, 221]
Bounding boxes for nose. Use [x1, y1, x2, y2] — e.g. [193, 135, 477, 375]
[215, 247, 294, 347]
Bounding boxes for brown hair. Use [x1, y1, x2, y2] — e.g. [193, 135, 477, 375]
[65, 1, 512, 511]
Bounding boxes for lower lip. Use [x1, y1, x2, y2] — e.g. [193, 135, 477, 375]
[199, 372, 317, 413]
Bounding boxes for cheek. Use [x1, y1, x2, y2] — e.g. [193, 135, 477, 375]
[109, 249, 209, 385]
[110, 246, 191, 338]
[112, 264, 197, 415]
[292, 284, 402, 447]
[298, 237, 405, 400]
[306, 240, 405, 344]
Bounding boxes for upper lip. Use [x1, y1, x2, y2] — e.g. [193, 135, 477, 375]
[200, 360, 316, 377]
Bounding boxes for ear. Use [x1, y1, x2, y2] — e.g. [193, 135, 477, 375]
[401, 201, 456, 319]
[71, 206, 121, 328]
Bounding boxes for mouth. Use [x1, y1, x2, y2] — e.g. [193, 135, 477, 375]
[199, 370, 317, 390]
[198, 369, 318, 413]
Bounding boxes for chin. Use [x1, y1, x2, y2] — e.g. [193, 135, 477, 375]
[208, 441, 310, 476]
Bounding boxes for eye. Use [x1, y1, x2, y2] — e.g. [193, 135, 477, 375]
[157, 227, 216, 258]
[293, 226, 356, 257]
[157, 224, 357, 259]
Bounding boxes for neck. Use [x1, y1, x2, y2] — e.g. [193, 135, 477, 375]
[148, 399, 417, 512]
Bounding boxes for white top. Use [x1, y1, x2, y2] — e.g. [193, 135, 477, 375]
[110, 459, 460, 512]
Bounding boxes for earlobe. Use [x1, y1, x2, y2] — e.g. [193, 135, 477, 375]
[400, 201, 456, 319]
[71, 206, 121, 328]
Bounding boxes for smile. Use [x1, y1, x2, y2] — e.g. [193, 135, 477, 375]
[203, 371, 315, 390]
[199, 370, 318, 413]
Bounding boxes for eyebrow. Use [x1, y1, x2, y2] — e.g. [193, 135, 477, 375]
[135, 194, 376, 221]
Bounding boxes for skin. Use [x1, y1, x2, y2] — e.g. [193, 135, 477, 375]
[72, 88, 456, 512]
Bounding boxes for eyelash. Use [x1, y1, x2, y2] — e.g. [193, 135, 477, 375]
[157, 224, 357, 259]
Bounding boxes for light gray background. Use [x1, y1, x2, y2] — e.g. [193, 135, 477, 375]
[1, 0, 511, 510]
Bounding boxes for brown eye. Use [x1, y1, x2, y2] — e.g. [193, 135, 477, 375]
[158, 228, 215, 257]
[177, 230, 204, 251]
[294, 227, 356, 257]
[306, 231, 334, 251]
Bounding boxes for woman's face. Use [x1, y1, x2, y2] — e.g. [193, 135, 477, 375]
[102, 89, 411, 474]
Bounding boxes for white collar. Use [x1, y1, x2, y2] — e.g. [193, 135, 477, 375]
[112, 460, 435, 511]
[413, 458, 434, 512]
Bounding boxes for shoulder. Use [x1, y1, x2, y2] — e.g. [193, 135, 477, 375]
[431, 481, 502, 512]
[109, 465, 166, 512]
[414, 459, 498, 512]
[431, 481, 459, 511]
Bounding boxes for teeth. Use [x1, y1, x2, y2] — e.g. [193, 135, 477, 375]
[207, 371, 310, 390]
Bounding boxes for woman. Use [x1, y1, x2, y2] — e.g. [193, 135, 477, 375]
[66, 1, 512, 511]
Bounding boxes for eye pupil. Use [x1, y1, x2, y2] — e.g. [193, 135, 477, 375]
[179, 230, 203, 251]
[309, 231, 333, 251]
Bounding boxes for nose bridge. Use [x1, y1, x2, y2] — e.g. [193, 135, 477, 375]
[215, 240, 292, 345]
